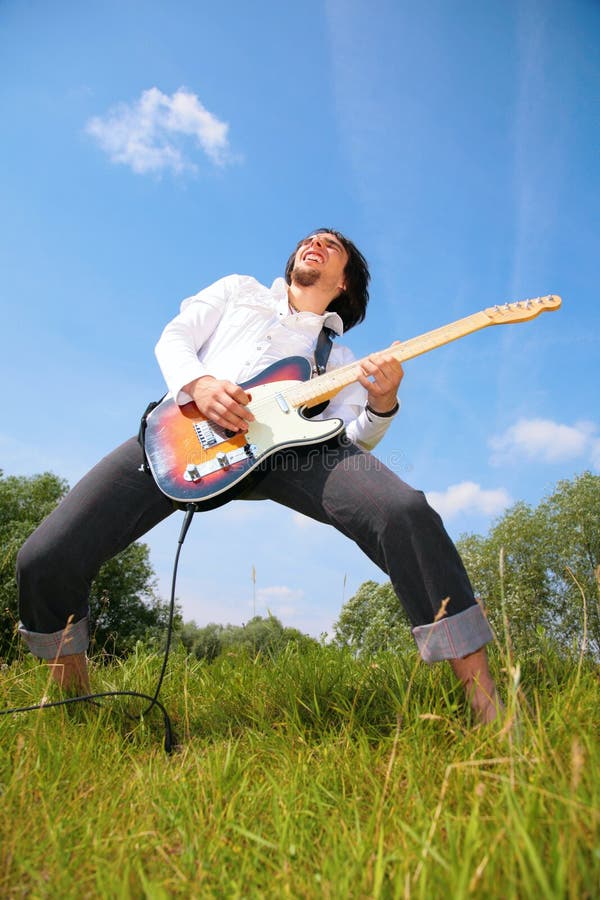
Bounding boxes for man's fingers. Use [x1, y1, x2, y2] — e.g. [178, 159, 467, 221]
[221, 385, 254, 418]
[356, 355, 403, 416]
[211, 402, 251, 432]
[210, 387, 254, 431]
[360, 358, 402, 390]
[228, 383, 254, 412]
[191, 378, 254, 431]
[366, 356, 403, 385]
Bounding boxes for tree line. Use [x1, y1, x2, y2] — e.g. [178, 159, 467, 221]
[1, 469, 598, 662]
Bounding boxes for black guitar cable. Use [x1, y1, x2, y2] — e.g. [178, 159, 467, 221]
[0, 507, 196, 755]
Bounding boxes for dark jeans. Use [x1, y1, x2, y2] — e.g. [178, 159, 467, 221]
[17, 436, 493, 662]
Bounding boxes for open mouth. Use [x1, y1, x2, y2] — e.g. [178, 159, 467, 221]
[302, 251, 325, 264]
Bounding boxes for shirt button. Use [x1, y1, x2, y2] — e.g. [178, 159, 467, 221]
[266, 335, 272, 341]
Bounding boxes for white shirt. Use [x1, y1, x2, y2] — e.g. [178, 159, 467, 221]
[154, 274, 398, 451]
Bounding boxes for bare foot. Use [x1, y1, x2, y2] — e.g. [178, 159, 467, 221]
[450, 647, 504, 725]
[48, 652, 90, 695]
[469, 683, 505, 725]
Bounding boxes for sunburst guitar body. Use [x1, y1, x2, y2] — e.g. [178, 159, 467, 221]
[143, 356, 343, 507]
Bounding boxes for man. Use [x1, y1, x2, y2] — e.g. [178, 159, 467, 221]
[16, 229, 501, 723]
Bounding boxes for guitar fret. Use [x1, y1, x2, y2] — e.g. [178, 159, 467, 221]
[282, 299, 560, 410]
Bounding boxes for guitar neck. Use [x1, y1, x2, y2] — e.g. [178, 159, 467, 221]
[288, 309, 492, 409]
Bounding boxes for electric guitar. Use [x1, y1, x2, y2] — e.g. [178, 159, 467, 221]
[144, 294, 562, 506]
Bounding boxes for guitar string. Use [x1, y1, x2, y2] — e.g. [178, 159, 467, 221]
[203, 317, 484, 424]
[196, 300, 554, 428]
[236, 316, 479, 416]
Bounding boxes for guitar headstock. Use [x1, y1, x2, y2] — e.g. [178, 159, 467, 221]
[484, 294, 562, 324]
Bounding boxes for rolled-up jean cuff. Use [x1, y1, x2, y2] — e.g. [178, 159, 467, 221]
[412, 603, 494, 663]
[18, 617, 90, 660]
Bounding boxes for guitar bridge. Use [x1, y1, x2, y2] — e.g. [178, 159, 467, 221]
[193, 420, 232, 450]
[216, 452, 230, 470]
[182, 445, 257, 482]
[183, 464, 203, 483]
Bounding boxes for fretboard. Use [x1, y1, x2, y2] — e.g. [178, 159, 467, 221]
[285, 310, 491, 409]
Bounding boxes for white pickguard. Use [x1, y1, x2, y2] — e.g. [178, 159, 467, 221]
[243, 380, 344, 455]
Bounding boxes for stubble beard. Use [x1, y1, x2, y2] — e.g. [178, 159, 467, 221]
[291, 265, 321, 288]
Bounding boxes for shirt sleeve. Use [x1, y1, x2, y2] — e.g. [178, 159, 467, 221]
[154, 275, 239, 404]
[319, 345, 400, 451]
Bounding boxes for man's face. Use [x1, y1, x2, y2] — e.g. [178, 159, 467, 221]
[291, 232, 348, 294]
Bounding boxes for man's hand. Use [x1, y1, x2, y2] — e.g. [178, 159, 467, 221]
[358, 344, 404, 414]
[184, 376, 254, 433]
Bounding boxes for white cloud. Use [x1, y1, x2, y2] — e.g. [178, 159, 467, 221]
[292, 512, 326, 530]
[490, 417, 599, 467]
[85, 86, 232, 175]
[218, 501, 267, 524]
[426, 481, 512, 520]
[256, 585, 304, 619]
[590, 438, 600, 470]
[258, 584, 302, 599]
[257, 585, 304, 602]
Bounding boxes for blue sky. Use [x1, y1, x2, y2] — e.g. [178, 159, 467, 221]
[1, 0, 598, 637]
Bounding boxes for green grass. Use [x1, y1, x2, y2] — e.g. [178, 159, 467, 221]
[1, 643, 598, 898]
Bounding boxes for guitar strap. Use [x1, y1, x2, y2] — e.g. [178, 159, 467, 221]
[304, 325, 335, 418]
[138, 396, 164, 475]
[313, 325, 335, 376]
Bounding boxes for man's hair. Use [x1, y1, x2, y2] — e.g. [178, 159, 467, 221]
[284, 228, 370, 331]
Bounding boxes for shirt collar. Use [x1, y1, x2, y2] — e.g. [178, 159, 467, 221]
[271, 277, 344, 336]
